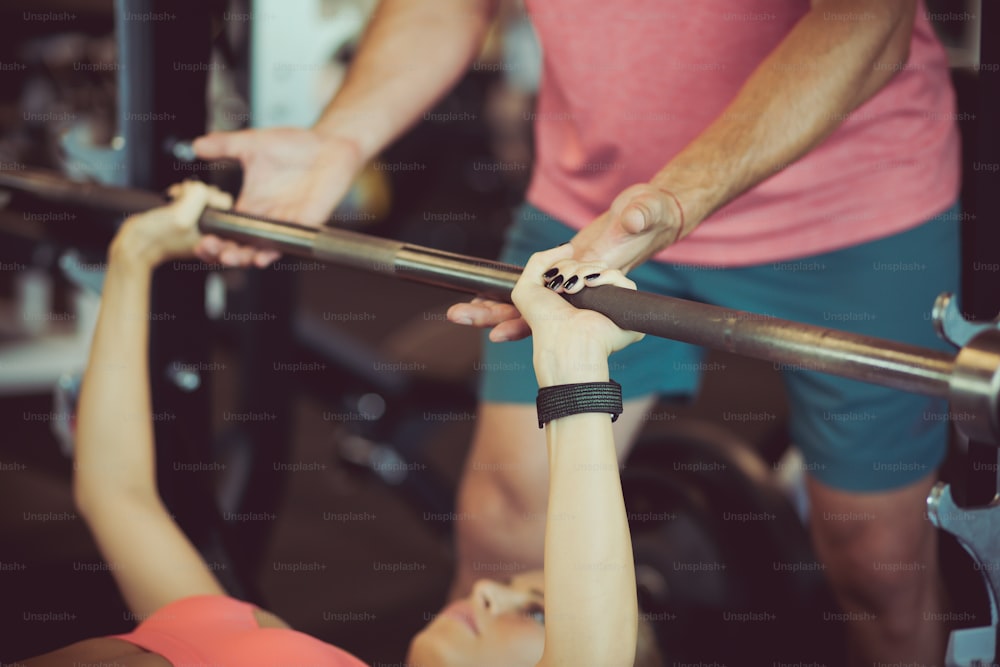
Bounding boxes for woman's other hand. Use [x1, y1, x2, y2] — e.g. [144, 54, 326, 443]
[112, 181, 233, 269]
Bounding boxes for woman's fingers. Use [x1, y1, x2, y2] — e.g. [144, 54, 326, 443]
[537, 259, 636, 295]
[166, 181, 211, 228]
[164, 181, 233, 230]
[207, 187, 234, 210]
[548, 261, 609, 294]
[522, 244, 575, 283]
[577, 267, 636, 291]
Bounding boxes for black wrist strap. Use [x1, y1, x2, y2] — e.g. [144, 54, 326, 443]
[536, 380, 623, 429]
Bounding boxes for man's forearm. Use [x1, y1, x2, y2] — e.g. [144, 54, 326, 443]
[313, 0, 499, 163]
[655, 1, 917, 233]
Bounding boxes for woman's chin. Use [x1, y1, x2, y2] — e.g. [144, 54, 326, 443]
[406, 624, 461, 667]
[406, 618, 541, 667]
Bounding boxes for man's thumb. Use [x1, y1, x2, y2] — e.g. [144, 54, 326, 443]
[192, 131, 245, 160]
[620, 195, 661, 234]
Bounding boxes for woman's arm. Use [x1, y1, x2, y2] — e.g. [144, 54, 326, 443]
[73, 183, 231, 619]
[512, 248, 642, 667]
[539, 366, 637, 667]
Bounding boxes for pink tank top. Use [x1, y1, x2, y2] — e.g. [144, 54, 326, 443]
[111, 595, 368, 667]
[524, 0, 961, 266]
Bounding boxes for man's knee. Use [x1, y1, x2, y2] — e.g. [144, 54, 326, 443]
[452, 437, 548, 593]
[822, 528, 933, 602]
[459, 404, 548, 499]
[809, 476, 940, 637]
[454, 404, 550, 548]
[456, 459, 547, 534]
[825, 537, 938, 644]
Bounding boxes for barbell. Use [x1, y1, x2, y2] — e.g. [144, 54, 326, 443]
[1, 166, 998, 445]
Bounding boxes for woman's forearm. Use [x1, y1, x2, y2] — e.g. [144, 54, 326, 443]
[538, 349, 638, 667]
[74, 240, 159, 511]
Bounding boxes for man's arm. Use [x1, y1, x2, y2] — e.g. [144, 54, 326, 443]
[313, 0, 501, 163]
[193, 0, 500, 252]
[568, 0, 919, 272]
[653, 0, 918, 232]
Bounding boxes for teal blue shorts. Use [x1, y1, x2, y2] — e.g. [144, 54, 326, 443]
[480, 202, 962, 492]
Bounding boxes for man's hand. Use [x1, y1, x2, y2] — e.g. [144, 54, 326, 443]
[447, 182, 684, 341]
[192, 127, 364, 267]
[448, 296, 527, 342]
[570, 182, 685, 271]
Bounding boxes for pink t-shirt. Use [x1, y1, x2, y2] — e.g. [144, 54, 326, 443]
[524, 0, 961, 266]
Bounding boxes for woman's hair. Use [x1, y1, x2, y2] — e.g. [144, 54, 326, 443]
[635, 615, 664, 667]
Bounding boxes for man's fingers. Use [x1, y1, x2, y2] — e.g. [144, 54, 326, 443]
[200, 235, 223, 255]
[446, 302, 477, 326]
[489, 317, 531, 342]
[192, 131, 247, 160]
[253, 250, 282, 268]
[194, 245, 217, 264]
[271, 201, 328, 227]
[447, 300, 520, 328]
[194, 235, 276, 268]
[231, 246, 257, 266]
[219, 243, 255, 266]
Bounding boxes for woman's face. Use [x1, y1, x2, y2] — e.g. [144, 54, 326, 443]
[406, 570, 546, 667]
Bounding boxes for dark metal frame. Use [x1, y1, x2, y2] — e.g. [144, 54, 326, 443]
[115, 0, 292, 599]
[960, 2, 1000, 517]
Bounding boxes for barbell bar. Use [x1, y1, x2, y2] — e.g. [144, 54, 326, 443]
[1, 166, 997, 444]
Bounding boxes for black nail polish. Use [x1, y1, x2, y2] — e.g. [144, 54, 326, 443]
[563, 276, 579, 290]
[546, 275, 564, 290]
[543, 268, 559, 279]
[585, 273, 601, 281]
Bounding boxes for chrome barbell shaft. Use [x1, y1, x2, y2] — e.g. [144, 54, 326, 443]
[198, 209, 956, 399]
[0, 167, 963, 401]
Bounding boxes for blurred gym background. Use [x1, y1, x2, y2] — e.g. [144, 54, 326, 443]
[0, 0, 992, 664]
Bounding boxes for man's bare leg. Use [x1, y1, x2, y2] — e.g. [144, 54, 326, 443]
[808, 472, 945, 667]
